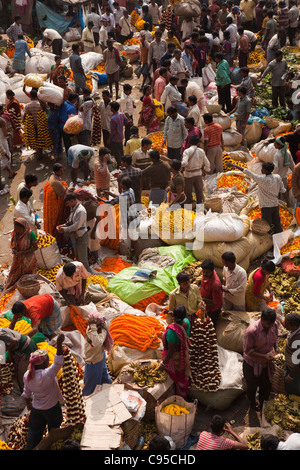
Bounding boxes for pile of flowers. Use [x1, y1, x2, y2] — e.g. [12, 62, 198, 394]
[37, 263, 64, 283]
[0, 289, 16, 313]
[217, 174, 249, 194]
[280, 236, 300, 255]
[93, 62, 105, 74]
[155, 202, 196, 234]
[247, 51, 264, 65]
[148, 131, 167, 152]
[124, 38, 140, 46]
[248, 206, 293, 231]
[223, 154, 248, 172]
[98, 256, 132, 274]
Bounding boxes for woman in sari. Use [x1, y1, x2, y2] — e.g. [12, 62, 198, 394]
[4, 218, 38, 290]
[161, 305, 191, 398]
[43, 163, 69, 237]
[0, 327, 38, 391]
[139, 85, 160, 133]
[245, 261, 276, 312]
[50, 55, 71, 86]
[5, 89, 24, 148]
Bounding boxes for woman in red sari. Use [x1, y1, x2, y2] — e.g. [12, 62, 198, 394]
[161, 305, 191, 398]
[5, 89, 24, 148]
[4, 218, 38, 290]
[139, 85, 160, 134]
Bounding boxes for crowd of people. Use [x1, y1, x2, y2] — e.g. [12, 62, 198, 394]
[1, 0, 300, 452]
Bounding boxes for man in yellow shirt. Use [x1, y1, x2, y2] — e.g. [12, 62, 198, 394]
[165, 30, 182, 51]
[168, 271, 205, 324]
[240, 0, 256, 30]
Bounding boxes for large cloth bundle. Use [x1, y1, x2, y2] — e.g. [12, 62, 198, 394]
[173, 0, 202, 18]
[192, 236, 250, 268]
[193, 212, 245, 243]
[37, 82, 64, 106]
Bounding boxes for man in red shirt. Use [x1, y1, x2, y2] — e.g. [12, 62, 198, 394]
[196, 415, 248, 450]
[243, 307, 279, 410]
[181, 116, 202, 153]
[203, 113, 224, 173]
[200, 259, 223, 328]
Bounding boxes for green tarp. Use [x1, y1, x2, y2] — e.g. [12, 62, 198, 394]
[107, 245, 197, 305]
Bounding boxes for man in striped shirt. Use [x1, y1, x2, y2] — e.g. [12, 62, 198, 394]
[196, 415, 248, 450]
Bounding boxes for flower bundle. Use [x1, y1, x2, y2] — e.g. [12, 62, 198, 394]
[280, 236, 300, 255]
[217, 173, 249, 193]
[149, 131, 167, 152]
[0, 317, 31, 335]
[248, 206, 293, 231]
[109, 313, 165, 351]
[69, 305, 88, 338]
[247, 51, 264, 65]
[155, 202, 196, 234]
[7, 413, 30, 450]
[86, 274, 108, 289]
[132, 290, 167, 312]
[98, 256, 132, 273]
[124, 38, 140, 46]
[189, 316, 222, 392]
[37, 263, 64, 283]
[0, 289, 16, 313]
[93, 62, 105, 73]
[60, 347, 86, 426]
[223, 154, 248, 172]
[37, 233, 56, 248]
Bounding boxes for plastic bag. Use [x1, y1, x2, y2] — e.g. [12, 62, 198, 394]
[24, 73, 47, 88]
[202, 64, 216, 88]
[37, 82, 64, 106]
[63, 115, 84, 134]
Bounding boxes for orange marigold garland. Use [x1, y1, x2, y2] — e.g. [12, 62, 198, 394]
[131, 291, 168, 312]
[109, 313, 164, 351]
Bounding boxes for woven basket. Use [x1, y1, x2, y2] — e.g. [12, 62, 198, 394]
[17, 275, 40, 298]
[251, 218, 270, 235]
[122, 65, 133, 78]
[206, 104, 222, 114]
[204, 197, 222, 212]
[271, 364, 286, 394]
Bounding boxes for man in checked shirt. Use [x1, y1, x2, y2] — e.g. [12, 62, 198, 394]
[228, 160, 286, 234]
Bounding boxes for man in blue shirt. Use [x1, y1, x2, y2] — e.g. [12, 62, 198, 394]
[59, 93, 78, 154]
[12, 35, 32, 74]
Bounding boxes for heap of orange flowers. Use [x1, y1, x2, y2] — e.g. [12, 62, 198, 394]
[124, 38, 140, 46]
[217, 174, 249, 194]
[248, 206, 293, 231]
[109, 313, 165, 351]
[0, 289, 16, 313]
[280, 236, 300, 255]
[98, 256, 132, 274]
[148, 131, 167, 152]
[93, 62, 106, 74]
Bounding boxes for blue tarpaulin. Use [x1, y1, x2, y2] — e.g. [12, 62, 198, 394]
[35, 1, 74, 36]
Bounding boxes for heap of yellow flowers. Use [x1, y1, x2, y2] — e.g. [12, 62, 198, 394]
[217, 174, 249, 194]
[248, 206, 293, 231]
[161, 404, 190, 415]
[247, 51, 264, 65]
[223, 154, 248, 172]
[0, 317, 32, 335]
[37, 263, 64, 283]
[37, 234, 56, 248]
[280, 236, 300, 255]
[155, 203, 196, 234]
[0, 440, 12, 450]
[86, 274, 108, 289]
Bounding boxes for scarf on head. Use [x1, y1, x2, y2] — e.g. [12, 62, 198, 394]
[275, 136, 290, 167]
[88, 311, 113, 352]
[27, 349, 48, 382]
[73, 188, 97, 201]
